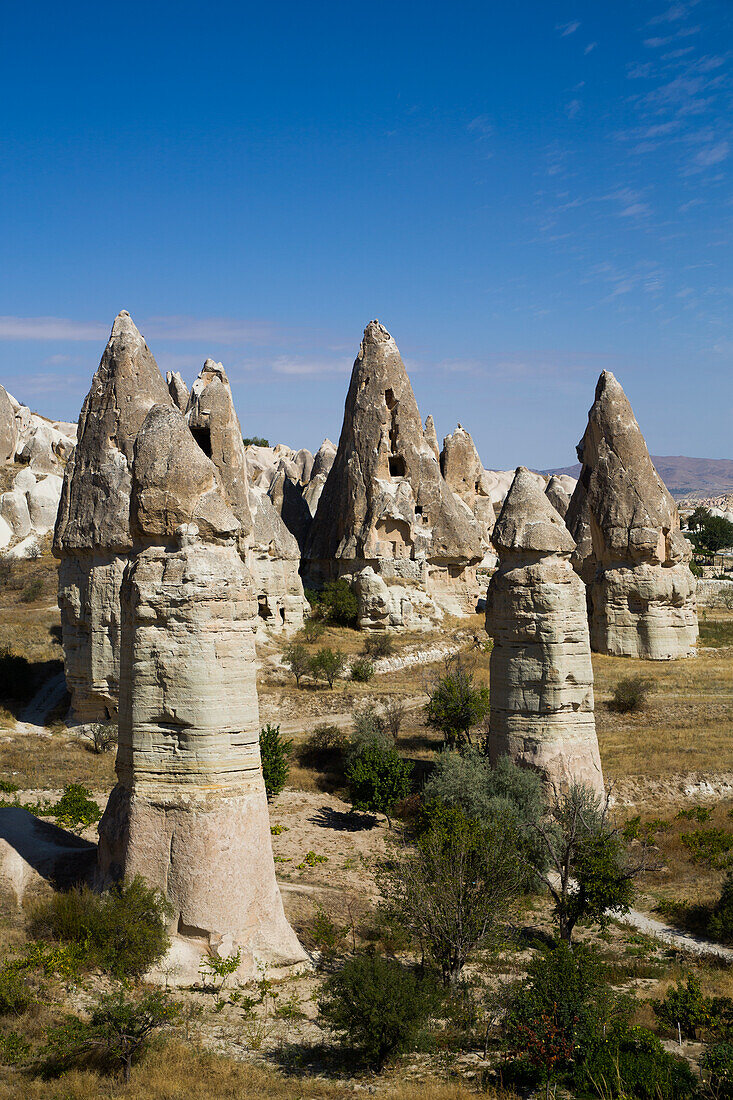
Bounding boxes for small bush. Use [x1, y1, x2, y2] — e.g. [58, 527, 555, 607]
[319, 952, 439, 1068]
[351, 702, 391, 750]
[0, 1030, 30, 1065]
[578, 1024, 698, 1100]
[653, 975, 712, 1040]
[680, 827, 733, 869]
[702, 1041, 733, 1098]
[300, 617, 326, 644]
[0, 779, 18, 794]
[345, 739, 411, 825]
[242, 436, 269, 447]
[383, 698, 405, 739]
[30, 876, 172, 979]
[425, 657, 490, 747]
[306, 904, 346, 958]
[310, 647, 345, 688]
[0, 960, 37, 1017]
[362, 634, 394, 659]
[610, 675, 652, 713]
[41, 987, 179, 1082]
[49, 784, 101, 830]
[259, 725, 292, 800]
[299, 724, 347, 769]
[20, 577, 44, 603]
[350, 657, 374, 683]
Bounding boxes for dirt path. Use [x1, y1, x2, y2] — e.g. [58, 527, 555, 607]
[276, 694, 425, 737]
[618, 908, 733, 962]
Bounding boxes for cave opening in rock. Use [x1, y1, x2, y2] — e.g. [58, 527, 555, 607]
[190, 426, 212, 458]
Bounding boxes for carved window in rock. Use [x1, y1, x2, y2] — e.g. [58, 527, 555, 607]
[384, 388, 406, 478]
[375, 517, 413, 560]
[190, 426, 213, 458]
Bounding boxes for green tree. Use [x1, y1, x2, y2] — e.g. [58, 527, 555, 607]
[345, 740, 410, 826]
[282, 641, 311, 687]
[259, 724, 291, 800]
[42, 988, 179, 1082]
[319, 953, 439, 1068]
[310, 646, 345, 688]
[699, 514, 733, 554]
[380, 803, 522, 985]
[424, 657, 489, 747]
[316, 579, 359, 627]
[529, 784, 642, 943]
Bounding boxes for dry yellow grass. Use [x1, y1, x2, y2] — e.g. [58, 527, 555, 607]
[0, 1041, 495, 1099]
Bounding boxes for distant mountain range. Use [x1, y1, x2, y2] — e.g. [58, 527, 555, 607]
[543, 456, 733, 499]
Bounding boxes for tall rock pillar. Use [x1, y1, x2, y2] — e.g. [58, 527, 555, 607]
[97, 404, 305, 982]
[486, 467, 603, 795]
[53, 312, 172, 721]
[566, 371, 697, 659]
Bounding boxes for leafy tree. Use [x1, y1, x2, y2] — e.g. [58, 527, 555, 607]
[259, 724, 291, 800]
[282, 641, 311, 687]
[380, 803, 522, 985]
[529, 783, 642, 943]
[345, 740, 410, 826]
[351, 702, 391, 749]
[702, 1041, 733, 1099]
[41, 988, 179, 1082]
[49, 784, 102, 831]
[242, 436, 269, 447]
[319, 952, 439, 1068]
[653, 975, 714, 1041]
[424, 656, 489, 747]
[310, 646, 345, 688]
[350, 657, 374, 682]
[422, 748, 547, 886]
[79, 722, 117, 755]
[709, 872, 733, 944]
[314, 579, 359, 627]
[699, 514, 733, 554]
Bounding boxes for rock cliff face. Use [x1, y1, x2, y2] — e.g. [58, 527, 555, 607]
[305, 321, 484, 629]
[441, 423, 499, 570]
[486, 467, 603, 794]
[566, 371, 697, 659]
[185, 360, 306, 630]
[53, 312, 172, 721]
[97, 402, 305, 983]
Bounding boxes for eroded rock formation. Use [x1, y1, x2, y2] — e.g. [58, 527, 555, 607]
[97, 402, 305, 983]
[441, 423, 499, 571]
[486, 467, 603, 794]
[305, 321, 484, 629]
[53, 312, 172, 721]
[185, 360, 306, 630]
[566, 371, 697, 659]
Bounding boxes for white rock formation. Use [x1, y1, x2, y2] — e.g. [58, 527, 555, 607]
[97, 402, 306, 984]
[486, 467, 603, 795]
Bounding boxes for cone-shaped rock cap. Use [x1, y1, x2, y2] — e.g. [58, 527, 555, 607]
[492, 467, 576, 554]
[306, 321, 483, 563]
[54, 311, 171, 552]
[131, 404, 239, 539]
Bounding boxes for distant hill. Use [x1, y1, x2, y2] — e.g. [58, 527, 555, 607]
[543, 456, 733, 499]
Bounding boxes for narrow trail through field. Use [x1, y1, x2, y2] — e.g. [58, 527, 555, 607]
[618, 908, 733, 961]
[276, 694, 426, 737]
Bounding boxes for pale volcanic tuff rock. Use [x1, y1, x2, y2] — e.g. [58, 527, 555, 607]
[53, 311, 173, 721]
[97, 403, 305, 984]
[545, 475, 572, 518]
[486, 467, 603, 794]
[185, 359, 306, 629]
[0, 386, 17, 463]
[166, 370, 189, 412]
[305, 321, 484, 629]
[441, 423, 499, 569]
[566, 371, 697, 660]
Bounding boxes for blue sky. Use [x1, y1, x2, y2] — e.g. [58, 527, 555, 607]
[1, 0, 731, 467]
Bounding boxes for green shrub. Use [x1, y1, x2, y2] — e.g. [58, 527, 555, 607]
[242, 436, 269, 447]
[320, 579, 359, 628]
[610, 675, 652, 713]
[362, 634, 394, 659]
[653, 974, 712, 1040]
[79, 722, 117, 755]
[259, 724, 292, 800]
[20, 577, 44, 604]
[0, 779, 18, 794]
[49, 784, 101, 830]
[299, 724, 347, 769]
[351, 702, 391, 749]
[30, 877, 172, 979]
[425, 657, 489, 747]
[680, 827, 733, 869]
[318, 952, 439, 1068]
[350, 657, 374, 683]
[41, 987, 179, 1082]
[0, 960, 37, 1017]
[310, 646, 345, 688]
[577, 1024, 698, 1100]
[702, 1041, 733, 1098]
[0, 1030, 30, 1066]
[300, 617, 326, 644]
[709, 873, 733, 944]
[345, 739, 410, 825]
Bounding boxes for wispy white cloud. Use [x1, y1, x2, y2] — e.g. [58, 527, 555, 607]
[695, 139, 729, 166]
[270, 355, 349, 376]
[565, 99, 582, 119]
[557, 20, 580, 36]
[0, 314, 282, 345]
[584, 42, 597, 54]
[0, 317, 108, 341]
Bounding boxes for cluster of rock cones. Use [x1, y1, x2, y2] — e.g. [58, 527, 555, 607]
[48, 311, 697, 984]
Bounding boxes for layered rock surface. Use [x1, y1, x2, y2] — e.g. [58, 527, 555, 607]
[97, 402, 305, 983]
[486, 467, 603, 794]
[305, 321, 484, 629]
[566, 371, 697, 659]
[53, 311, 173, 720]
